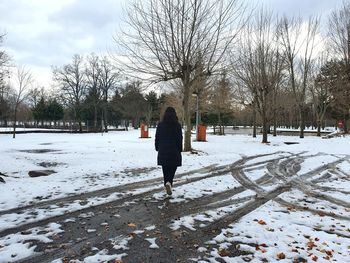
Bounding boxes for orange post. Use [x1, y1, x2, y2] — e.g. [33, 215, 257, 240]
[140, 122, 149, 138]
[197, 125, 206, 141]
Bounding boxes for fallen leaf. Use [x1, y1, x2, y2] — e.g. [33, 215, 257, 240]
[277, 252, 286, 259]
[127, 223, 136, 228]
[218, 249, 230, 257]
[258, 219, 266, 225]
[307, 241, 317, 250]
[312, 255, 318, 261]
[115, 260, 123, 263]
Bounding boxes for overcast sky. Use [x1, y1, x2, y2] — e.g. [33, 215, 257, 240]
[0, 0, 345, 88]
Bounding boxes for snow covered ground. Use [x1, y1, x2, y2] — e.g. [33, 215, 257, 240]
[0, 129, 349, 262]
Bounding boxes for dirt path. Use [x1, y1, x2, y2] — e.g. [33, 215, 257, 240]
[1, 152, 349, 263]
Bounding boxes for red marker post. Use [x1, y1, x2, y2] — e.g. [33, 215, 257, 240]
[140, 122, 149, 138]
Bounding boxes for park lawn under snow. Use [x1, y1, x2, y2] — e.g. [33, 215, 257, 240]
[1, 129, 350, 262]
[0, 129, 349, 211]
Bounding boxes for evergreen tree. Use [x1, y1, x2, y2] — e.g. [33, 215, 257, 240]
[46, 99, 64, 126]
[145, 91, 159, 127]
[32, 97, 46, 126]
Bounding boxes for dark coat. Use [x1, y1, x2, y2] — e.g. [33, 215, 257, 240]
[155, 121, 183, 167]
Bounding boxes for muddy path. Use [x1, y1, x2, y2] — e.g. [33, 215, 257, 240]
[2, 151, 349, 263]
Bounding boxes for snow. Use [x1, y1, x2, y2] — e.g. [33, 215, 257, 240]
[110, 235, 132, 250]
[169, 190, 254, 231]
[200, 200, 350, 263]
[52, 249, 127, 263]
[153, 174, 241, 203]
[145, 238, 159, 249]
[1, 129, 349, 212]
[1, 129, 350, 262]
[0, 222, 64, 262]
[144, 225, 156, 231]
[0, 127, 65, 132]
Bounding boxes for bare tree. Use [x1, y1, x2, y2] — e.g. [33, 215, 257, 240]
[328, 1, 350, 66]
[99, 56, 119, 132]
[309, 54, 333, 136]
[85, 53, 103, 130]
[0, 33, 10, 84]
[328, 2, 350, 131]
[11, 66, 33, 138]
[53, 55, 86, 132]
[232, 10, 285, 143]
[116, 0, 246, 151]
[278, 16, 320, 138]
[209, 72, 233, 135]
[191, 55, 212, 125]
[0, 83, 12, 127]
[27, 86, 46, 109]
[0, 33, 11, 126]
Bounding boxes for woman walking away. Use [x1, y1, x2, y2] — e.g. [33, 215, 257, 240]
[155, 107, 183, 195]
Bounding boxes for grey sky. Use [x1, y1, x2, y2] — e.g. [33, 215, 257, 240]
[0, 0, 345, 88]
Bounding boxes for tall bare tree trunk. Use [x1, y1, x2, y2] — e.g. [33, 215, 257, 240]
[12, 107, 17, 139]
[104, 93, 108, 132]
[94, 105, 98, 130]
[273, 110, 277, 137]
[299, 106, 305, 138]
[183, 73, 192, 152]
[262, 118, 268, 143]
[317, 119, 321, 137]
[252, 105, 257, 138]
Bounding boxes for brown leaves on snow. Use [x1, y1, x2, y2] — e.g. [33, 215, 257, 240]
[253, 219, 267, 225]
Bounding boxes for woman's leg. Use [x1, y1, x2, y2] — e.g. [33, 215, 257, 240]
[162, 166, 170, 186]
[162, 166, 177, 186]
[168, 166, 177, 186]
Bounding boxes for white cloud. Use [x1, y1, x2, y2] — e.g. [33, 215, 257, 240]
[0, 0, 345, 89]
[0, 0, 124, 87]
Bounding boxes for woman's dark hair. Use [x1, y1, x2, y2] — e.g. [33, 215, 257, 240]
[162, 107, 178, 123]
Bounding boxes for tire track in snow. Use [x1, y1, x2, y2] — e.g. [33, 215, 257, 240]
[5, 152, 342, 263]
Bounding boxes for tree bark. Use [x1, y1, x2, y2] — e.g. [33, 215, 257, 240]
[180, 68, 193, 151]
[317, 119, 321, 137]
[103, 93, 108, 132]
[94, 105, 98, 130]
[262, 120, 268, 143]
[183, 78, 192, 151]
[12, 107, 17, 139]
[252, 104, 257, 138]
[273, 110, 277, 137]
[299, 107, 305, 138]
